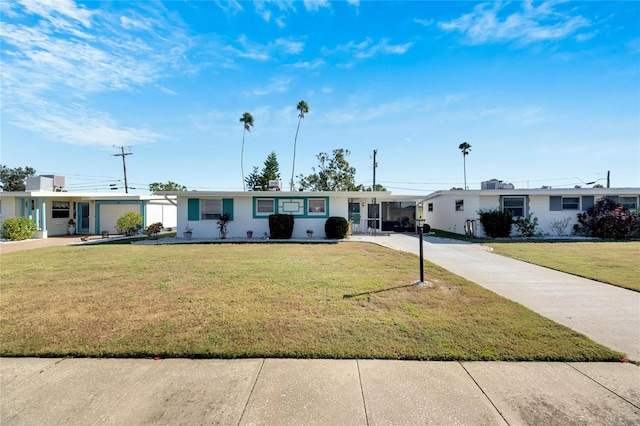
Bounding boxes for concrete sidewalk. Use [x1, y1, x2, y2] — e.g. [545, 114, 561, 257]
[354, 234, 640, 361]
[1, 357, 638, 425]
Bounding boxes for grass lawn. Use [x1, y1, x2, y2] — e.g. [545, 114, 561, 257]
[0, 243, 624, 361]
[485, 241, 640, 292]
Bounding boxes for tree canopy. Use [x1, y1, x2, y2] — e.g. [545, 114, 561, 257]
[149, 181, 187, 193]
[246, 151, 281, 191]
[298, 149, 357, 191]
[1, 165, 36, 191]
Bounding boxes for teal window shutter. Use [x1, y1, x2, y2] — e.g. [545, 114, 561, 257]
[223, 199, 234, 220]
[188, 198, 200, 221]
[549, 196, 562, 211]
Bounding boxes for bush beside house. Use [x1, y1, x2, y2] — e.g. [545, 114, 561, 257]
[477, 209, 514, 238]
[1, 217, 38, 241]
[574, 199, 640, 240]
[116, 212, 144, 236]
[325, 216, 349, 239]
[269, 214, 294, 239]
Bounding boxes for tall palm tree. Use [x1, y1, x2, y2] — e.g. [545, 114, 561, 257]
[239, 112, 254, 191]
[458, 142, 471, 190]
[290, 100, 309, 191]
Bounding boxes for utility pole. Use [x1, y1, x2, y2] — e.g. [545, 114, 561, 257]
[607, 170, 610, 188]
[372, 149, 378, 236]
[373, 149, 377, 191]
[113, 146, 132, 193]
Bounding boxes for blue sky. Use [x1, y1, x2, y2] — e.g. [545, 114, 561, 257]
[1, 0, 638, 194]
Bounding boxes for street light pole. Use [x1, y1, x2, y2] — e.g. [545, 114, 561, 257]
[415, 218, 429, 286]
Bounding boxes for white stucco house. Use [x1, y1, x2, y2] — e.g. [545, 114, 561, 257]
[422, 182, 640, 238]
[163, 179, 639, 240]
[160, 188, 425, 239]
[0, 175, 177, 238]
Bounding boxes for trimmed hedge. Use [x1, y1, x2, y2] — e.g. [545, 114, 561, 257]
[269, 214, 294, 239]
[478, 208, 513, 238]
[325, 216, 349, 239]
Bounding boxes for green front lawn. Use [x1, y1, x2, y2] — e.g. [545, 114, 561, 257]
[0, 243, 624, 360]
[486, 241, 640, 292]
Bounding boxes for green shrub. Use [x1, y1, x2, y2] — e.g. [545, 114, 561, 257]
[1, 217, 37, 241]
[269, 214, 294, 239]
[116, 212, 143, 236]
[325, 216, 349, 239]
[513, 213, 541, 237]
[477, 208, 513, 238]
[422, 223, 431, 233]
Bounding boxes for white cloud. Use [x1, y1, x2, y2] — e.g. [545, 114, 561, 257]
[0, 0, 192, 146]
[231, 35, 305, 61]
[303, 0, 330, 12]
[324, 99, 418, 124]
[214, 0, 243, 15]
[18, 0, 95, 28]
[248, 78, 292, 96]
[5, 98, 162, 146]
[414, 18, 434, 27]
[438, 1, 591, 45]
[329, 37, 414, 60]
[291, 58, 325, 69]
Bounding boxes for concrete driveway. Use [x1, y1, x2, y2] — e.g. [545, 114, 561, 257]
[353, 233, 640, 361]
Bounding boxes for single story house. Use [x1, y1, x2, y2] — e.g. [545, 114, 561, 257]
[0, 176, 177, 238]
[160, 189, 425, 239]
[422, 183, 640, 237]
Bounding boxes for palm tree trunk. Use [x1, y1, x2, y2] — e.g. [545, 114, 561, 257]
[241, 129, 246, 191]
[290, 117, 302, 191]
[463, 154, 467, 190]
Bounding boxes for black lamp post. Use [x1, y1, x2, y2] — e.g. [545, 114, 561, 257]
[415, 218, 426, 286]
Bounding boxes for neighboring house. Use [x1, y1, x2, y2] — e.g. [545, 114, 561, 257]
[161, 188, 424, 239]
[422, 183, 640, 237]
[0, 175, 177, 238]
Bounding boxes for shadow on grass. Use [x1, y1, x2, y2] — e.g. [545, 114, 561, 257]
[343, 283, 418, 299]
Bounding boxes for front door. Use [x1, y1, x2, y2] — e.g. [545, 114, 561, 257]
[78, 202, 90, 233]
[367, 203, 380, 231]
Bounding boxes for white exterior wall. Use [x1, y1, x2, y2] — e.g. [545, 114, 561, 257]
[528, 195, 574, 236]
[146, 201, 177, 229]
[100, 204, 139, 235]
[424, 193, 485, 236]
[177, 195, 350, 239]
[0, 197, 16, 224]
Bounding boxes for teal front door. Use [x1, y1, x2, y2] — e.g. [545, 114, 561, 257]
[78, 202, 90, 233]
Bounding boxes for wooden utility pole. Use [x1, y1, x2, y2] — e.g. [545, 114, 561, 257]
[372, 149, 378, 235]
[113, 146, 132, 193]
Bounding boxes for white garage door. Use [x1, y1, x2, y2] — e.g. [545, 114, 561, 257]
[99, 204, 141, 234]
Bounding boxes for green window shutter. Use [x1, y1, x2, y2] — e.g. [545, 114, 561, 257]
[549, 196, 562, 211]
[223, 199, 234, 220]
[188, 198, 200, 221]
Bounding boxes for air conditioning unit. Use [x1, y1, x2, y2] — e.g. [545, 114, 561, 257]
[481, 179, 514, 190]
[268, 180, 282, 191]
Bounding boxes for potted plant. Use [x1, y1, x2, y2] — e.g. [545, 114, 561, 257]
[183, 224, 193, 240]
[217, 213, 231, 239]
[246, 230, 253, 238]
[306, 229, 314, 238]
[68, 219, 76, 235]
[146, 222, 164, 240]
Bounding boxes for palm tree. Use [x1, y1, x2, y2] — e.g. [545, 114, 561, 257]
[290, 100, 309, 191]
[458, 142, 471, 190]
[239, 112, 254, 191]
